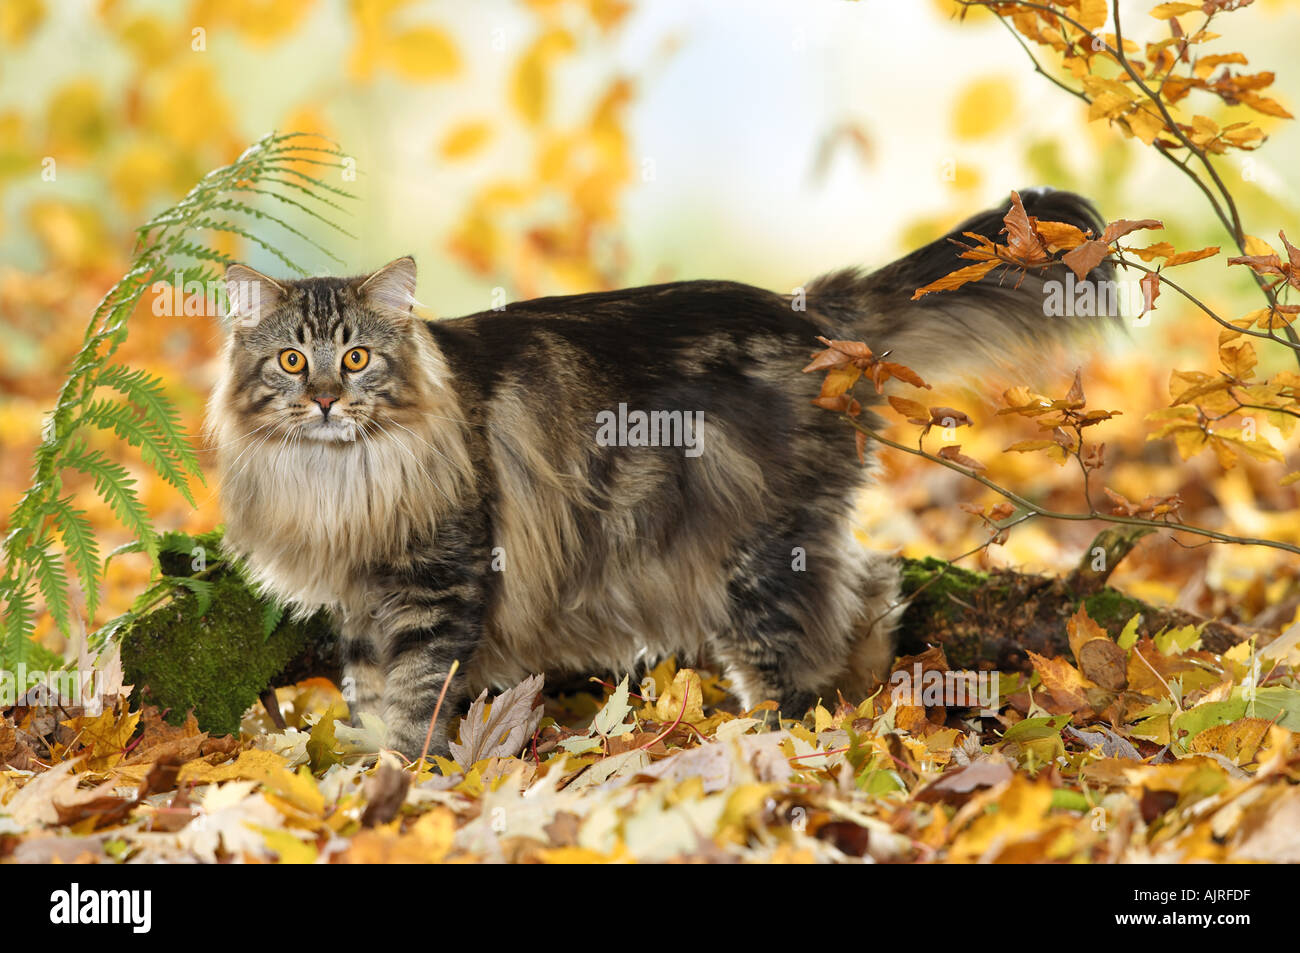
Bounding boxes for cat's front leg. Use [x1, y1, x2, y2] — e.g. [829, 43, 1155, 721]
[374, 538, 487, 761]
[337, 608, 386, 727]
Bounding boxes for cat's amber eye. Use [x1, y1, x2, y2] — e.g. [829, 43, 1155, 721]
[342, 347, 369, 372]
[278, 349, 307, 374]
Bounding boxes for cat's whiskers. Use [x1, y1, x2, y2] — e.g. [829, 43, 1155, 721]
[271, 421, 303, 482]
[203, 417, 277, 451]
[383, 417, 464, 478]
[366, 418, 457, 507]
[227, 421, 289, 495]
[197, 418, 286, 508]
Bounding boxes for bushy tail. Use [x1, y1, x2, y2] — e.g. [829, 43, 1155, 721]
[807, 188, 1118, 380]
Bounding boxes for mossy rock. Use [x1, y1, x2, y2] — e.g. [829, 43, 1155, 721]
[120, 571, 333, 737]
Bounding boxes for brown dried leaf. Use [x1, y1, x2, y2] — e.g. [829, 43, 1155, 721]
[449, 673, 545, 768]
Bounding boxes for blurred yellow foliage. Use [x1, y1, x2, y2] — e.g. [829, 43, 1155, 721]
[951, 75, 1018, 141]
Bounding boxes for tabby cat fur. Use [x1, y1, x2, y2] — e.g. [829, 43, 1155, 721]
[209, 187, 1114, 758]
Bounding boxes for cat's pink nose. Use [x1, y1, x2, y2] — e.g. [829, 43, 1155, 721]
[313, 395, 338, 412]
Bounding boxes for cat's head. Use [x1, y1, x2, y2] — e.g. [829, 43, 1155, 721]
[216, 256, 430, 444]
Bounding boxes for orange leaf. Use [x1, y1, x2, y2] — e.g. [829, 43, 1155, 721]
[937, 445, 986, 471]
[910, 260, 1000, 300]
[1101, 218, 1163, 243]
[1061, 240, 1111, 281]
[1163, 246, 1219, 267]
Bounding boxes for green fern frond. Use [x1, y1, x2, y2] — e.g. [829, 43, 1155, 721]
[2, 585, 36, 664]
[61, 440, 158, 550]
[189, 217, 307, 274]
[251, 175, 354, 215]
[95, 366, 204, 483]
[207, 197, 345, 263]
[232, 186, 356, 238]
[30, 543, 71, 637]
[174, 576, 215, 616]
[258, 162, 358, 202]
[46, 496, 102, 618]
[77, 399, 190, 504]
[261, 600, 286, 641]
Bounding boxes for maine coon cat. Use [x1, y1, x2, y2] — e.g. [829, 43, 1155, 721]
[208, 187, 1113, 759]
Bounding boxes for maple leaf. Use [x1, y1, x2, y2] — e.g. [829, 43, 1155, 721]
[449, 673, 545, 768]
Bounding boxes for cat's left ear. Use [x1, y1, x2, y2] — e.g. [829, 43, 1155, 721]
[359, 256, 417, 316]
[225, 263, 285, 330]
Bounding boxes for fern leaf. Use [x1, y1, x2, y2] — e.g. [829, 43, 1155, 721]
[252, 174, 354, 216]
[174, 576, 215, 616]
[258, 162, 358, 201]
[1, 584, 36, 666]
[207, 197, 344, 263]
[96, 366, 204, 484]
[232, 185, 356, 238]
[261, 600, 286, 641]
[30, 544, 71, 637]
[46, 496, 103, 618]
[103, 539, 146, 570]
[79, 402, 196, 508]
[60, 443, 157, 560]
[189, 218, 306, 274]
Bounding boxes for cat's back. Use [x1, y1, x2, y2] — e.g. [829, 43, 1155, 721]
[424, 279, 829, 407]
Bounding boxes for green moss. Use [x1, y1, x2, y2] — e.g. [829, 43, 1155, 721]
[120, 572, 331, 736]
[1082, 587, 1146, 630]
[900, 556, 988, 606]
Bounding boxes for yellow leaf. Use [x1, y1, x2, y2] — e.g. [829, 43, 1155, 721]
[1125, 104, 1168, 145]
[257, 826, 319, 864]
[1128, 242, 1175, 261]
[819, 365, 862, 398]
[1244, 234, 1277, 258]
[390, 26, 461, 81]
[1076, 0, 1108, 30]
[813, 704, 834, 734]
[178, 748, 289, 785]
[63, 706, 141, 772]
[655, 668, 705, 724]
[1149, 2, 1202, 18]
[0, 0, 43, 45]
[439, 120, 493, 160]
[1188, 718, 1271, 764]
[951, 76, 1017, 141]
[1220, 341, 1258, 379]
[342, 807, 456, 863]
[511, 29, 576, 125]
[949, 776, 1054, 862]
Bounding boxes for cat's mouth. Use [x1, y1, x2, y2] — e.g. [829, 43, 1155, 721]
[301, 414, 358, 443]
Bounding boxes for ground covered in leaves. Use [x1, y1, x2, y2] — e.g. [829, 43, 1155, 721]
[3, 605, 1299, 864]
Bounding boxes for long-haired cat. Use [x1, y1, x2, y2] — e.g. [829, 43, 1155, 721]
[208, 187, 1113, 759]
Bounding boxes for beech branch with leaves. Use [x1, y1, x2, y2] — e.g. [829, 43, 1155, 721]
[802, 0, 1300, 569]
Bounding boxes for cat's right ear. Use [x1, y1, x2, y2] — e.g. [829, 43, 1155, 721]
[225, 263, 285, 330]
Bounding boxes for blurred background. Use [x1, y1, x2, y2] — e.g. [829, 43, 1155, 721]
[2, 0, 1299, 655]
